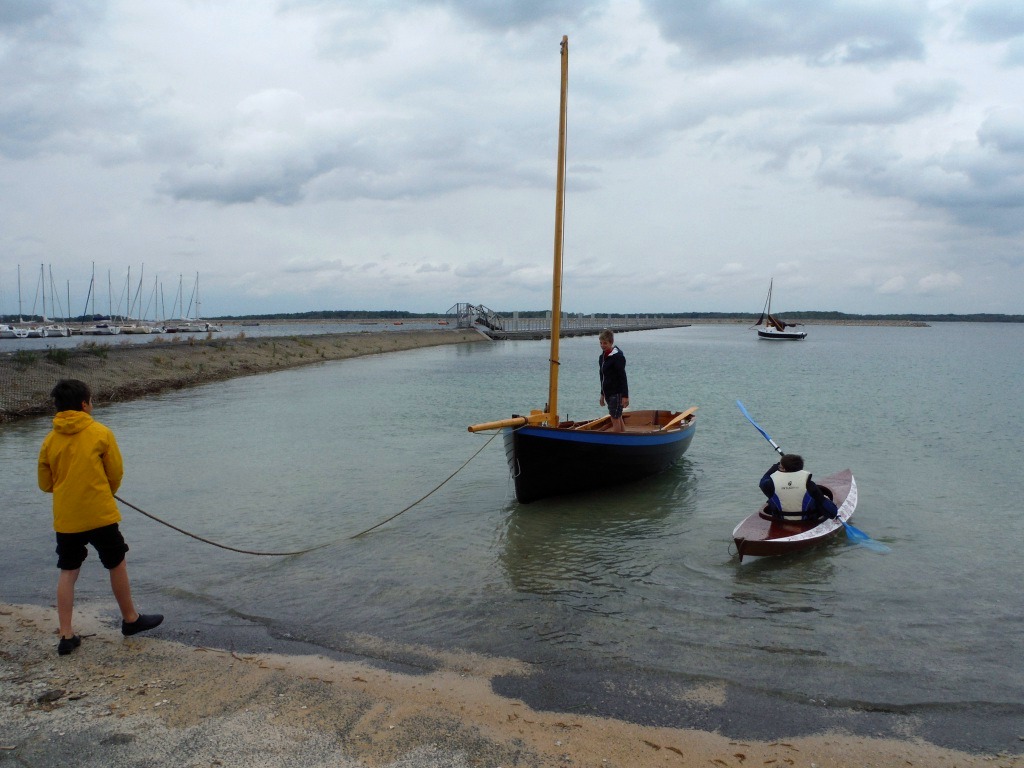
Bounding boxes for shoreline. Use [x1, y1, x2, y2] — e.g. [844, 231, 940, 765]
[1, 328, 487, 421]
[1, 320, 931, 422]
[2, 602, 1018, 768]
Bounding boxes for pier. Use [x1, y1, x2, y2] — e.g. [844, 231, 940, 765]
[445, 303, 689, 340]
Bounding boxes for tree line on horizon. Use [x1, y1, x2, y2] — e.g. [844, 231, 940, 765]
[185, 309, 1024, 323]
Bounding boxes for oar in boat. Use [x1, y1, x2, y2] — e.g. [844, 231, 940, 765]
[735, 400, 889, 553]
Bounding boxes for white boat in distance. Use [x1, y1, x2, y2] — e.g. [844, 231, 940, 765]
[752, 279, 807, 341]
[81, 320, 122, 335]
[1, 324, 30, 339]
[164, 273, 220, 333]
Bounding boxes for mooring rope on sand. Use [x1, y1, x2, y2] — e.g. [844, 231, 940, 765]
[115, 431, 500, 556]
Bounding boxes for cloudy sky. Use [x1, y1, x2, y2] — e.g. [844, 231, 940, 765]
[2, 0, 1023, 317]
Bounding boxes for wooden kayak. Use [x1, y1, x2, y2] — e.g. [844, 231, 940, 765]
[732, 470, 857, 562]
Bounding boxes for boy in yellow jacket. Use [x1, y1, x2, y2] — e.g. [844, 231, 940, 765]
[38, 379, 163, 656]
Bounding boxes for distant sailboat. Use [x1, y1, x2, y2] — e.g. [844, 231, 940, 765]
[164, 273, 220, 333]
[81, 266, 122, 335]
[753, 279, 806, 340]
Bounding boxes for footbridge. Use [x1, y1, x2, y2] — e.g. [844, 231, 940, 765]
[445, 303, 689, 340]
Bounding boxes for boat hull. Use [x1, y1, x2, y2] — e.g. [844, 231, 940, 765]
[0, 325, 29, 339]
[757, 328, 807, 340]
[503, 409, 696, 504]
[732, 470, 856, 561]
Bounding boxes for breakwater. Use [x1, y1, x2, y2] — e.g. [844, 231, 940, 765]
[0, 328, 485, 422]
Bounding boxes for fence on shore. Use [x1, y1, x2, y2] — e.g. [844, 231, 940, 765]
[445, 303, 688, 340]
[0, 346, 122, 421]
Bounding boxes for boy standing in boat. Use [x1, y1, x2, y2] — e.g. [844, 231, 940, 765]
[598, 329, 629, 433]
[759, 454, 838, 521]
[38, 379, 163, 656]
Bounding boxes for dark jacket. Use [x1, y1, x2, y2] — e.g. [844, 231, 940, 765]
[759, 462, 838, 520]
[598, 346, 628, 398]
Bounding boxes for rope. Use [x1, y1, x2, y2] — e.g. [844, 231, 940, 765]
[115, 495, 333, 557]
[115, 431, 500, 556]
[347, 431, 499, 538]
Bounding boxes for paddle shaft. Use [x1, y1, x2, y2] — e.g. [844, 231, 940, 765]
[736, 400, 784, 456]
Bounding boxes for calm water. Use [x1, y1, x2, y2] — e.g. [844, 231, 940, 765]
[3, 323, 1022, 752]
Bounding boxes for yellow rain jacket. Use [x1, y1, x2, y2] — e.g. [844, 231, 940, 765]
[38, 410, 123, 534]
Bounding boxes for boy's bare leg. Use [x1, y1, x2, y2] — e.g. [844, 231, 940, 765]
[57, 568, 80, 638]
[108, 561, 139, 624]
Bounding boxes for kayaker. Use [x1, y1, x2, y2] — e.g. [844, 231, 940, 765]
[759, 453, 838, 521]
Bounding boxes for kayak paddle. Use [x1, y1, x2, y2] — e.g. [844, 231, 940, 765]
[838, 520, 890, 552]
[736, 399, 783, 456]
[735, 400, 889, 553]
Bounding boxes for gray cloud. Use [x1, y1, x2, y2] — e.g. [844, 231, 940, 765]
[961, 1, 1024, 43]
[818, 115, 1024, 238]
[812, 80, 960, 126]
[436, 0, 599, 30]
[0, 0, 57, 26]
[642, 0, 927, 65]
[0, 0, 142, 160]
[1006, 39, 1024, 66]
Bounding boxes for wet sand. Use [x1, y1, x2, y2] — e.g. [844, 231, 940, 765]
[2, 603, 1018, 768]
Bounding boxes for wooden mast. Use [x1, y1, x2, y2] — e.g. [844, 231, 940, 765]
[467, 36, 570, 435]
[546, 35, 569, 427]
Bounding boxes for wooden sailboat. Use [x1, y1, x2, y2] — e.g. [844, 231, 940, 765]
[753, 278, 806, 340]
[468, 37, 698, 504]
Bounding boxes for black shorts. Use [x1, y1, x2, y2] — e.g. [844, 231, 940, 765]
[605, 394, 624, 419]
[55, 523, 129, 570]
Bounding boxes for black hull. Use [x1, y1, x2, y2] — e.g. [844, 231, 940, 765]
[757, 329, 807, 340]
[503, 421, 695, 504]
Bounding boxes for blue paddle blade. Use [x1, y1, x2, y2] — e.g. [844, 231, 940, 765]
[841, 521, 891, 553]
[736, 400, 784, 455]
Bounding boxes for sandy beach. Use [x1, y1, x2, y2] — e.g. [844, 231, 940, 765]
[2, 602, 1019, 768]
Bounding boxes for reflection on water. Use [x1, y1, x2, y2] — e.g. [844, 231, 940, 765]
[499, 464, 696, 607]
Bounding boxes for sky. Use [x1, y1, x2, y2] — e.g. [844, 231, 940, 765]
[2, 0, 1023, 318]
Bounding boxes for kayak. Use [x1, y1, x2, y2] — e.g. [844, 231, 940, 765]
[732, 470, 857, 562]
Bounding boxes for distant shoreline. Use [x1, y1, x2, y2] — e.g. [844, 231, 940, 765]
[0, 317, 971, 421]
[680, 317, 930, 326]
[216, 316, 933, 327]
[196, 312, 1020, 325]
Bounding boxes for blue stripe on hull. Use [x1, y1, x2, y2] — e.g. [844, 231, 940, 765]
[504, 424, 696, 504]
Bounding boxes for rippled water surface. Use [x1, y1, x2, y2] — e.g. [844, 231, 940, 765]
[4, 323, 1022, 751]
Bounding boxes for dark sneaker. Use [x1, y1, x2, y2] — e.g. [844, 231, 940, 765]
[57, 635, 81, 656]
[121, 613, 164, 636]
